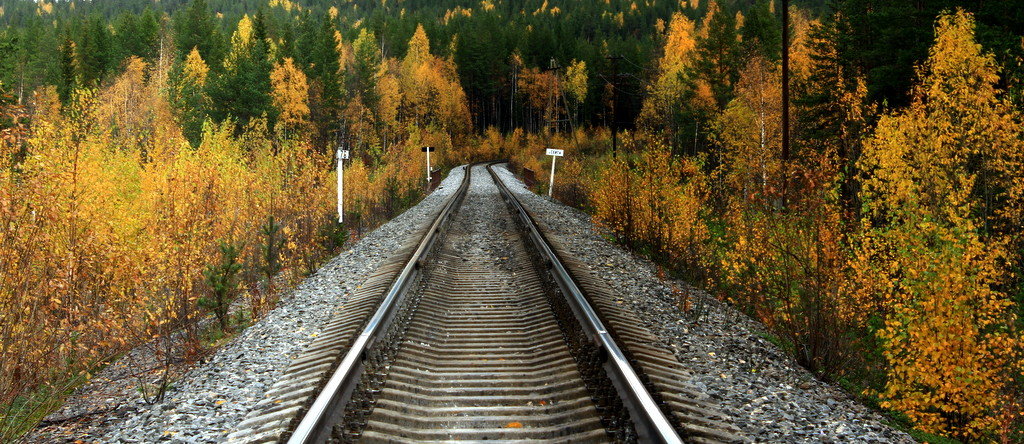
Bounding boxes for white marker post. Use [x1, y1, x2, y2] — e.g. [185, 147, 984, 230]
[546, 148, 563, 197]
[421, 146, 436, 183]
[337, 148, 349, 223]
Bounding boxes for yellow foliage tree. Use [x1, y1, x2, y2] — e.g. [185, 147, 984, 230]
[0, 70, 340, 435]
[714, 55, 783, 207]
[224, 15, 255, 70]
[517, 66, 558, 133]
[662, 12, 699, 72]
[399, 25, 430, 124]
[183, 48, 209, 86]
[376, 66, 402, 150]
[855, 10, 1021, 438]
[171, 48, 211, 147]
[94, 57, 154, 154]
[639, 11, 715, 149]
[711, 50, 859, 375]
[271, 57, 310, 133]
[396, 24, 470, 137]
[564, 59, 588, 122]
[591, 142, 710, 280]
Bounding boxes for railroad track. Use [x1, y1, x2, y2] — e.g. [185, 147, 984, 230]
[229, 163, 742, 443]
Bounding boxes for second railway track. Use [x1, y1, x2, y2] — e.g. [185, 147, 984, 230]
[230, 163, 742, 443]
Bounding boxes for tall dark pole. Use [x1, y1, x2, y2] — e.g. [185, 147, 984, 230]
[543, 59, 561, 134]
[607, 55, 623, 159]
[780, 0, 790, 209]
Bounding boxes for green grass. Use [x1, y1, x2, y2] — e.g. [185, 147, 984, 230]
[0, 371, 91, 441]
[904, 427, 962, 444]
[881, 413, 962, 444]
[0, 307, 259, 442]
[755, 330, 790, 352]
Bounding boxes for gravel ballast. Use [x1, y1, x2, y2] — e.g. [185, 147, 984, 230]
[492, 164, 914, 443]
[84, 167, 466, 443]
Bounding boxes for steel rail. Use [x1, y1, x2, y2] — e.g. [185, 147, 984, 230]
[287, 164, 473, 444]
[487, 162, 685, 444]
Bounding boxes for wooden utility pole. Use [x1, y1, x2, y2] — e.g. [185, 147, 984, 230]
[543, 59, 561, 134]
[781, 0, 790, 209]
[606, 55, 623, 159]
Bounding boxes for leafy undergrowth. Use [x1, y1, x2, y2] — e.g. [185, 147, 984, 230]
[0, 374, 90, 440]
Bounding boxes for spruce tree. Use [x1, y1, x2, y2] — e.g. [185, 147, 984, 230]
[741, 0, 781, 61]
[298, 12, 342, 150]
[0, 32, 16, 90]
[796, 14, 868, 218]
[137, 8, 161, 62]
[207, 15, 275, 132]
[695, 2, 742, 108]
[169, 48, 211, 147]
[173, 0, 224, 67]
[350, 29, 381, 110]
[77, 16, 113, 87]
[57, 37, 77, 105]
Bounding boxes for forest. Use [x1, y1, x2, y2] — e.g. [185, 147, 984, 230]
[0, 0, 1023, 441]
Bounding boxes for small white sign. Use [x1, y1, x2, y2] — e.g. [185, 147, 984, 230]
[337, 149, 347, 223]
[546, 149, 563, 198]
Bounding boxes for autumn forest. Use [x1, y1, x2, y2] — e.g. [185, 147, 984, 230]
[1, 0, 1023, 441]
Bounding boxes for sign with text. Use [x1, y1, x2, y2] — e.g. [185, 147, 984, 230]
[337, 148, 347, 223]
[422, 146, 435, 182]
[546, 149, 563, 197]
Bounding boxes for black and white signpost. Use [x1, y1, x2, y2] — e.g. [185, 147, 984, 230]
[421, 146, 436, 182]
[337, 148, 349, 223]
[546, 148, 563, 197]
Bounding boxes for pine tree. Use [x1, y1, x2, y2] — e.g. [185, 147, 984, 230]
[207, 15, 275, 132]
[57, 37, 76, 105]
[741, 0, 781, 61]
[77, 15, 113, 87]
[169, 48, 210, 147]
[173, 0, 223, 67]
[695, 1, 742, 108]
